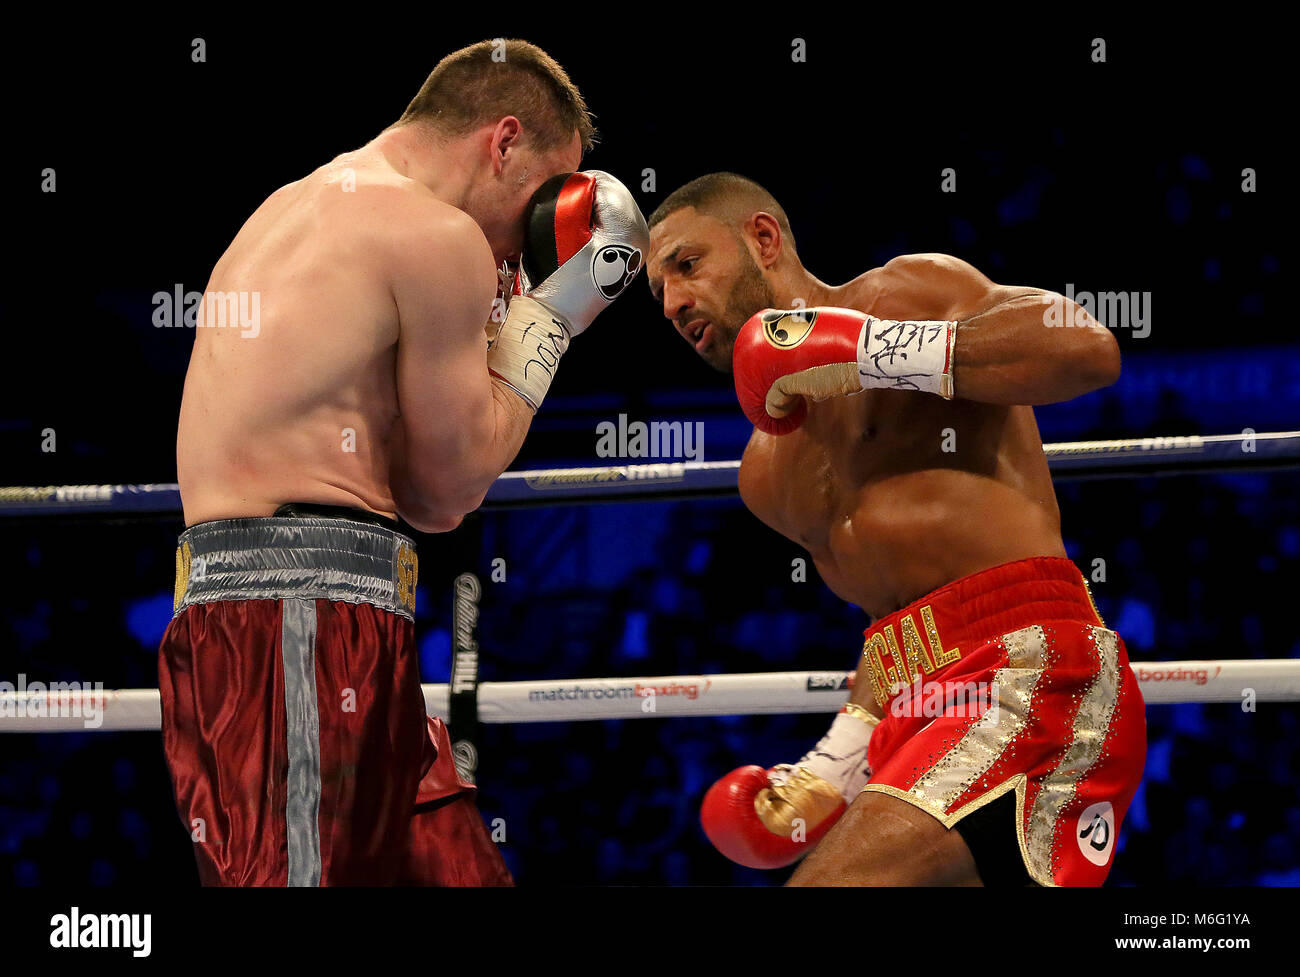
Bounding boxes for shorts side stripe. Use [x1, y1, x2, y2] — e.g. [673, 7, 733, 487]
[908, 625, 1050, 813]
[1025, 626, 1121, 883]
[281, 597, 322, 887]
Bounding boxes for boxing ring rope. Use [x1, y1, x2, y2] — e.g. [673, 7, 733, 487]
[1, 431, 1297, 516]
[3, 659, 1300, 732]
[1, 428, 1297, 733]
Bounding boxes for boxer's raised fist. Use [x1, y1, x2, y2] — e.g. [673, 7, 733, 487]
[701, 764, 846, 870]
[488, 171, 648, 410]
[519, 170, 648, 338]
[733, 306, 958, 435]
[700, 704, 878, 870]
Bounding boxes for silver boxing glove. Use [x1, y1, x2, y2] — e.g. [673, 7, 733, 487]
[487, 170, 649, 410]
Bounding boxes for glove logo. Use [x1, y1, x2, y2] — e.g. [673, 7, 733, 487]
[592, 245, 643, 300]
[1076, 800, 1116, 866]
[762, 309, 818, 349]
[452, 739, 478, 784]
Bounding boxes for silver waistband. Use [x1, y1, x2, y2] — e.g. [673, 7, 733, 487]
[172, 517, 418, 620]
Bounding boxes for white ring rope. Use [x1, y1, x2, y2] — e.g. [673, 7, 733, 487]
[1, 659, 1296, 732]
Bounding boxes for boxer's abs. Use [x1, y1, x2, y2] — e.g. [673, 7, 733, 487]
[739, 396, 1066, 618]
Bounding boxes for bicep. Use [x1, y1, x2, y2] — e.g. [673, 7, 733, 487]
[390, 217, 501, 493]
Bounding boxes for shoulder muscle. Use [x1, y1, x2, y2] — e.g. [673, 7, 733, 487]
[869, 253, 996, 320]
[382, 191, 498, 342]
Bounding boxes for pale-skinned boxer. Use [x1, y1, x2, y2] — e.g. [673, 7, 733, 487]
[646, 173, 1145, 886]
[163, 39, 648, 885]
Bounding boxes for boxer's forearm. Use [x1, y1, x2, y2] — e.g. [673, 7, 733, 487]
[484, 375, 535, 472]
[951, 290, 1120, 405]
[391, 384, 531, 532]
[391, 458, 465, 533]
[390, 428, 470, 532]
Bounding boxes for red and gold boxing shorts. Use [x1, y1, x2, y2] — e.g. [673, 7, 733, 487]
[159, 514, 511, 886]
[860, 557, 1146, 886]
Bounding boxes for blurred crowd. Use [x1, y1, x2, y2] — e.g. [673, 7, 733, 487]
[2, 455, 1296, 886]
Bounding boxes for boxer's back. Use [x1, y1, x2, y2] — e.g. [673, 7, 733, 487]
[178, 151, 447, 525]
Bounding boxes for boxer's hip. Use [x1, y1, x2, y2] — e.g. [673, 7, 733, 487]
[171, 509, 418, 619]
[159, 510, 427, 885]
[859, 556, 1112, 712]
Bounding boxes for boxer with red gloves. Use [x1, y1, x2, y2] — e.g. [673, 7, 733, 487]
[647, 173, 1145, 886]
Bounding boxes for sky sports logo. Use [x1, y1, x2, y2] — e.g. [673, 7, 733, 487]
[806, 674, 851, 692]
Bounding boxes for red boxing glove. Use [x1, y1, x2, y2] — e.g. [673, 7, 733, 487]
[700, 703, 878, 870]
[701, 765, 846, 870]
[732, 307, 958, 435]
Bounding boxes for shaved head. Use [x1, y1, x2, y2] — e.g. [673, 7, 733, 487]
[648, 172, 796, 252]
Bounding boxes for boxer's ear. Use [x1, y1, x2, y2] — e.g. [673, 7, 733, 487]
[748, 212, 785, 267]
[487, 116, 523, 172]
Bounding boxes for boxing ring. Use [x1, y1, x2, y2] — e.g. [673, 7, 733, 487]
[2, 430, 1299, 735]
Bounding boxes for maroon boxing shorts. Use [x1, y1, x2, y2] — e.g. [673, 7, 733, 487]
[159, 512, 511, 885]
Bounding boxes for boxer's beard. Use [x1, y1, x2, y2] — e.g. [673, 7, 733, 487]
[705, 250, 775, 373]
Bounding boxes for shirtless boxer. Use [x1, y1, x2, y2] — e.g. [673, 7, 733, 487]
[646, 173, 1146, 886]
[162, 39, 648, 885]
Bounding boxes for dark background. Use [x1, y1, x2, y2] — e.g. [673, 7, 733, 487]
[1, 15, 1296, 885]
